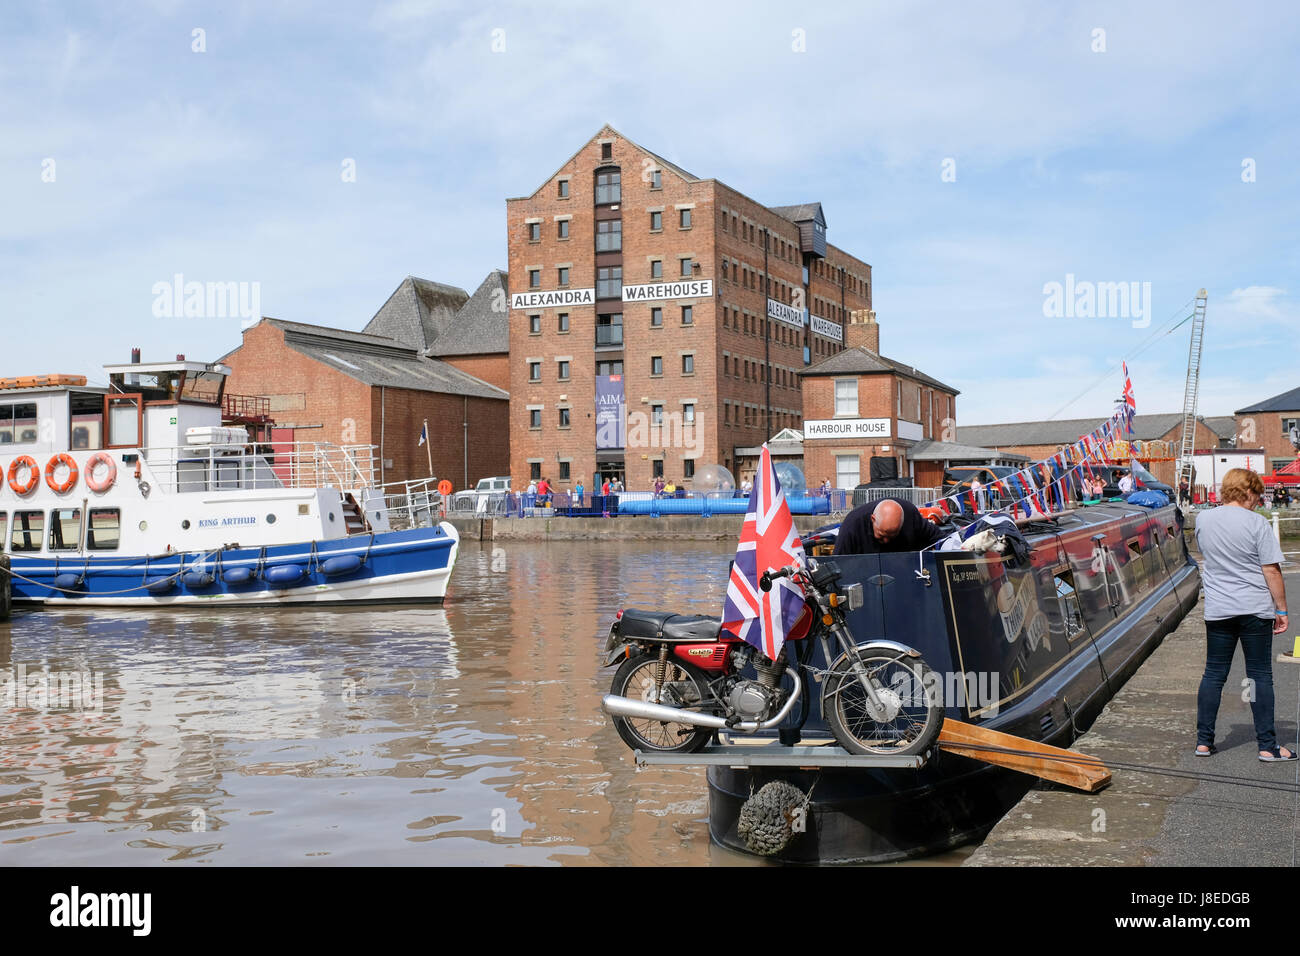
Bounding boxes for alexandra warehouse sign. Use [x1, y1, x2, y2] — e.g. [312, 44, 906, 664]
[511, 288, 595, 309]
[803, 418, 891, 439]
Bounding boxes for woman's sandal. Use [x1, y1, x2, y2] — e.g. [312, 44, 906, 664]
[1259, 747, 1298, 762]
[1195, 744, 1217, 756]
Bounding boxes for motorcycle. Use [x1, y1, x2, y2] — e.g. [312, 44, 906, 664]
[600, 557, 944, 756]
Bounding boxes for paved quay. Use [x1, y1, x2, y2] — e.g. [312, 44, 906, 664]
[966, 565, 1300, 867]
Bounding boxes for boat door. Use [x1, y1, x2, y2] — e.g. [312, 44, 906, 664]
[103, 393, 144, 448]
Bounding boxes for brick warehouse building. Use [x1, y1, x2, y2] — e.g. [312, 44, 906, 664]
[221, 272, 510, 489]
[505, 125, 873, 491]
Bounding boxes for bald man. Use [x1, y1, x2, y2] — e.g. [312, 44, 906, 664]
[833, 497, 948, 555]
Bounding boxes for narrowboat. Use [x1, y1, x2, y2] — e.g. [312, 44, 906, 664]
[706, 500, 1200, 863]
[0, 357, 458, 607]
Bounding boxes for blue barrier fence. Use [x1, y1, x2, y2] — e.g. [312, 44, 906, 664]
[497, 489, 847, 517]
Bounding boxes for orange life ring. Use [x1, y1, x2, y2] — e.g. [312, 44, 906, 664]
[45, 453, 79, 494]
[7, 456, 39, 496]
[437, 479, 453, 496]
[84, 452, 117, 493]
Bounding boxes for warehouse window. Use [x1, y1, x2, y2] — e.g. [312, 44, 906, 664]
[596, 219, 621, 252]
[651, 307, 662, 327]
[557, 220, 569, 239]
[595, 167, 620, 204]
[679, 208, 691, 229]
[681, 306, 693, 325]
[558, 179, 569, 198]
[650, 210, 662, 231]
[528, 222, 540, 242]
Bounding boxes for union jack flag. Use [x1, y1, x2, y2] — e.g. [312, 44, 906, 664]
[721, 444, 807, 661]
[1122, 363, 1136, 435]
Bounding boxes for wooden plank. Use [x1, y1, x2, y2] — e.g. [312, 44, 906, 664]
[938, 718, 1111, 792]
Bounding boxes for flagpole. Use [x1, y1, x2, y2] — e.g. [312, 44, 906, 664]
[423, 418, 433, 478]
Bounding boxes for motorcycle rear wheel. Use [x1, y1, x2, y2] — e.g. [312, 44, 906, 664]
[823, 645, 943, 756]
[609, 652, 713, 754]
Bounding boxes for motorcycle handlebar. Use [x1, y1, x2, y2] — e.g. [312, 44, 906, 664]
[759, 564, 802, 592]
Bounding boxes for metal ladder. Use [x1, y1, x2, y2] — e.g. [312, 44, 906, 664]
[1175, 289, 1209, 492]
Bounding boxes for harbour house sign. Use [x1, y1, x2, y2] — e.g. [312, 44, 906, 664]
[804, 418, 891, 439]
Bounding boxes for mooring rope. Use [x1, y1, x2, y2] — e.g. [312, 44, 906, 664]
[942, 739, 1300, 796]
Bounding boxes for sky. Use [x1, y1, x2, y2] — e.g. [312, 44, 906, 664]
[2, 0, 1298, 425]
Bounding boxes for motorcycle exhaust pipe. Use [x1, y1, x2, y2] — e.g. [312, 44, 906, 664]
[601, 667, 801, 733]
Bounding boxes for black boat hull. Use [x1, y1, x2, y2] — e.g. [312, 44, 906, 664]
[707, 502, 1200, 863]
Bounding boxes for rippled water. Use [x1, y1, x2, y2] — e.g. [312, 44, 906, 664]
[0, 540, 973, 866]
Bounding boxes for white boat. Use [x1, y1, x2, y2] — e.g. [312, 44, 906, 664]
[0, 358, 458, 607]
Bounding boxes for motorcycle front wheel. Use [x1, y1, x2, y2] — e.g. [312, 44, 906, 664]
[823, 645, 943, 756]
[609, 652, 713, 754]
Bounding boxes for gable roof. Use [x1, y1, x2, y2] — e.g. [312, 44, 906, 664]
[362, 277, 469, 352]
[956, 413, 1221, 448]
[509, 124, 701, 201]
[770, 202, 825, 225]
[1236, 385, 1300, 414]
[1203, 415, 1238, 439]
[427, 270, 509, 357]
[800, 345, 958, 393]
[262, 318, 506, 401]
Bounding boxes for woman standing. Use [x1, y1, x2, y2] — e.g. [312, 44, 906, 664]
[1194, 468, 1295, 761]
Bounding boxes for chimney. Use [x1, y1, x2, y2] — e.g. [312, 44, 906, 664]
[130, 348, 141, 364]
[845, 309, 879, 353]
[176, 354, 185, 361]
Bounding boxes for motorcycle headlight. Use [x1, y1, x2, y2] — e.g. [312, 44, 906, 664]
[844, 582, 864, 611]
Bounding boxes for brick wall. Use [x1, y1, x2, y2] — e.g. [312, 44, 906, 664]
[1234, 410, 1300, 473]
[371, 386, 508, 490]
[221, 321, 508, 490]
[442, 354, 510, 394]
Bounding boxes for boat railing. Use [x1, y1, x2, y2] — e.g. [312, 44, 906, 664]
[378, 477, 442, 529]
[140, 442, 380, 494]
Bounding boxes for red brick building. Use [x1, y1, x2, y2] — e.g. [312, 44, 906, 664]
[798, 311, 1020, 489]
[505, 125, 873, 492]
[221, 272, 510, 490]
[1235, 386, 1300, 473]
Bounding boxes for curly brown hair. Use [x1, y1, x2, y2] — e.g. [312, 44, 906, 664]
[1219, 467, 1264, 505]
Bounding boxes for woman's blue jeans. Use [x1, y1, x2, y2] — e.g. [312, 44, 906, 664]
[1196, 615, 1277, 751]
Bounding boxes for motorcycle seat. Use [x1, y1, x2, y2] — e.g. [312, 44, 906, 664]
[620, 609, 721, 642]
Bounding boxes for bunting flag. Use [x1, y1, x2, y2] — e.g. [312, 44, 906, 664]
[918, 385, 1142, 521]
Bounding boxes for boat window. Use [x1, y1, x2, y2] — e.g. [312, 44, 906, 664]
[1053, 569, 1087, 641]
[1127, 539, 1142, 560]
[11, 510, 44, 552]
[0, 512, 6, 549]
[0, 402, 38, 446]
[87, 508, 121, 550]
[70, 391, 105, 449]
[179, 370, 224, 404]
[48, 508, 82, 551]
